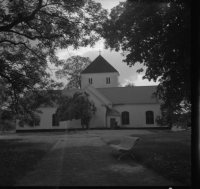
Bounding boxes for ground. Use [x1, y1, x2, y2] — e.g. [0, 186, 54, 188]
[0, 129, 189, 186]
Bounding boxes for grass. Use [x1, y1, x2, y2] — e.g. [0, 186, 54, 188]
[0, 130, 191, 186]
[131, 130, 191, 185]
[109, 130, 191, 185]
[0, 139, 55, 186]
[59, 146, 142, 186]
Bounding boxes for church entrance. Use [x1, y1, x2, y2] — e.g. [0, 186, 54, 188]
[110, 118, 116, 129]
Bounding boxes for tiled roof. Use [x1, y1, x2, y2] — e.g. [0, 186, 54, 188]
[97, 86, 159, 104]
[81, 55, 119, 74]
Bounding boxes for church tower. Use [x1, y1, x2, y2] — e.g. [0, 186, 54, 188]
[81, 55, 119, 89]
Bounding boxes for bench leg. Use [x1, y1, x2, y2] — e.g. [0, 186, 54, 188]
[118, 153, 135, 160]
[118, 154, 124, 160]
[111, 150, 120, 154]
[128, 154, 135, 159]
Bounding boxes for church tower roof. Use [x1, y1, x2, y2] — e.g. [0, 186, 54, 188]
[81, 55, 119, 75]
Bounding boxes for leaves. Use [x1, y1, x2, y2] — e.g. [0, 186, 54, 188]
[102, 0, 191, 125]
[56, 91, 96, 129]
[0, 0, 107, 127]
[124, 82, 135, 87]
[55, 56, 91, 89]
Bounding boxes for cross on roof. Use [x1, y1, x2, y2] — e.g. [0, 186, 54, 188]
[98, 49, 102, 55]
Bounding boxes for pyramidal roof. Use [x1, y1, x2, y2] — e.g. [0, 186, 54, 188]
[81, 55, 119, 75]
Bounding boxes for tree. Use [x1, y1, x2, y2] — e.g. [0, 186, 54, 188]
[124, 82, 135, 87]
[0, 109, 15, 131]
[102, 0, 191, 126]
[56, 91, 96, 129]
[0, 0, 107, 126]
[156, 108, 191, 128]
[55, 56, 91, 89]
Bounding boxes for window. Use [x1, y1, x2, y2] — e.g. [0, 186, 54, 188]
[106, 77, 110, 84]
[146, 111, 154, 124]
[52, 113, 59, 126]
[122, 111, 129, 125]
[89, 78, 92, 84]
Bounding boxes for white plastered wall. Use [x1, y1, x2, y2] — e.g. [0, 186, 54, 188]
[81, 72, 119, 89]
[86, 90, 107, 128]
[16, 87, 108, 130]
[107, 115, 121, 128]
[112, 103, 161, 127]
[16, 107, 82, 130]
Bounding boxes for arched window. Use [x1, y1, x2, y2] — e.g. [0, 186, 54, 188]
[122, 111, 129, 125]
[52, 113, 59, 126]
[146, 111, 154, 124]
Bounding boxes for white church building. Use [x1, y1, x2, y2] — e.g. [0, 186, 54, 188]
[16, 55, 161, 132]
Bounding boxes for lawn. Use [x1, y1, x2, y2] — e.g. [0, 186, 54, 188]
[0, 138, 56, 186]
[130, 130, 191, 185]
[0, 130, 191, 186]
[58, 130, 191, 186]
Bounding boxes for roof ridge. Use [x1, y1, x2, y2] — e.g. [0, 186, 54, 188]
[97, 85, 158, 89]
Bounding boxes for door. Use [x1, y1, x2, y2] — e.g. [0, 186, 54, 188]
[110, 118, 116, 129]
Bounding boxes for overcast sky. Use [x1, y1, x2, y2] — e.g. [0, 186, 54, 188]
[50, 0, 160, 87]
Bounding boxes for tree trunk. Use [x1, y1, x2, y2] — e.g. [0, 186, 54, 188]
[86, 119, 90, 130]
[81, 119, 85, 129]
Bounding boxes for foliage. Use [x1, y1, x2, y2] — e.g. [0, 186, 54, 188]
[0, 110, 15, 131]
[0, 0, 107, 126]
[16, 90, 62, 127]
[102, 0, 191, 125]
[156, 109, 191, 127]
[124, 82, 135, 87]
[56, 91, 96, 129]
[55, 56, 91, 89]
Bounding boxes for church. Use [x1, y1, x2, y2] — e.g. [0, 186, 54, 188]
[16, 55, 161, 132]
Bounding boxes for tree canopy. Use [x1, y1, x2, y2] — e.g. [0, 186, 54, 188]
[0, 0, 107, 126]
[56, 91, 96, 129]
[124, 82, 135, 87]
[55, 56, 91, 89]
[102, 0, 191, 124]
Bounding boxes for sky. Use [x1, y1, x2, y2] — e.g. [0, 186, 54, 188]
[50, 0, 160, 87]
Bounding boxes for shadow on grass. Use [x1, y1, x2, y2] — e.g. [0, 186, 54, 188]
[59, 132, 190, 186]
[0, 140, 55, 186]
[59, 145, 140, 186]
[130, 131, 191, 186]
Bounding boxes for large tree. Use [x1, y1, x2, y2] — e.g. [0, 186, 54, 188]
[56, 91, 96, 129]
[0, 0, 107, 126]
[102, 0, 191, 126]
[55, 56, 91, 89]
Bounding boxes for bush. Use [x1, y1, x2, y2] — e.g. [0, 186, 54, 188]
[0, 120, 15, 131]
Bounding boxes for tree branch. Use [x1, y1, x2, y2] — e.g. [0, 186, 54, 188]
[0, 40, 46, 61]
[0, 0, 43, 32]
[6, 29, 61, 40]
